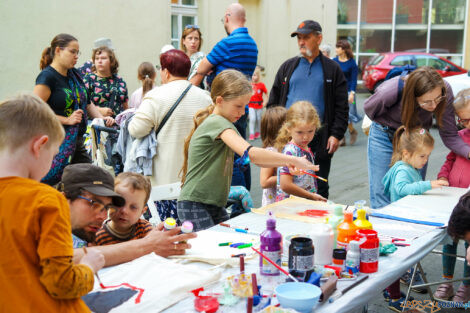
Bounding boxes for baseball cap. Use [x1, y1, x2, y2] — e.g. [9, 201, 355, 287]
[291, 20, 322, 37]
[93, 37, 114, 50]
[61, 164, 125, 207]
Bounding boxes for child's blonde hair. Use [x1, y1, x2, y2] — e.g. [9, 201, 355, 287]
[261, 106, 287, 148]
[180, 69, 252, 184]
[115, 172, 152, 205]
[0, 94, 64, 151]
[453, 88, 470, 112]
[274, 101, 321, 152]
[391, 126, 434, 165]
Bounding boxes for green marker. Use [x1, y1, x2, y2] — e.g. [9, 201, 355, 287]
[237, 243, 253, 249]
[218, 242, 232, 246]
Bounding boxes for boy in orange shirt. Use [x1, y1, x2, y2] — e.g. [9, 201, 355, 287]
[0, 94, 105, 312]
[95, 172, 153, 245]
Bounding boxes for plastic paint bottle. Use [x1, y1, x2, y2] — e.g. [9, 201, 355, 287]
[357, 229, 379, 273]
[327, 205, 344, 249]
[288, 237, 315, 281]
[181, 221, 194, 234]
[345, 240, 360, 274]
[179, 221, 193, 244]
[336, 211, 357, 250]
[353, 209, 373, 230]
[309, 224, 334, 266]
[163, 217, 176, 231]
[259, 212, 282, 276]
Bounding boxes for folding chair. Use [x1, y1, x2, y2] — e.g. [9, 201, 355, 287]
[146, 182, 181, 226]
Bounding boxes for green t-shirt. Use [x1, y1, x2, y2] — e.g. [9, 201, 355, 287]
[179, 114, 239, 207]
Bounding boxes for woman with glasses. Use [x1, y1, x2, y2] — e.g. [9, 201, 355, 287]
[364, 66, 470, 210]
[180, 25, 205, 84]
[34, 33, 114, 186]
[83, 46, 128, 118]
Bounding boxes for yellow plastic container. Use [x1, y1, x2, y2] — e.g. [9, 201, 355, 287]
[353, 209, 373, 230]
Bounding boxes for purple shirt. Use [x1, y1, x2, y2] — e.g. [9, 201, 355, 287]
[364, 76, 470, 159]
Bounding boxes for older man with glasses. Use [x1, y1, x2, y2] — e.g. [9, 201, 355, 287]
[59, 164, 196, 267]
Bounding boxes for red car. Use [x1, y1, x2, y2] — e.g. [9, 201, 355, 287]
[362, 52, 467, 93]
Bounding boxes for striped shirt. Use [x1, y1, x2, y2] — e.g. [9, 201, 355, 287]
[206, 27, 258, 84]
[94, 219, 153, 246]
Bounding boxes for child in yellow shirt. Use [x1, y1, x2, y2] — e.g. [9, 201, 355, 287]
[0, 94, 105, 312]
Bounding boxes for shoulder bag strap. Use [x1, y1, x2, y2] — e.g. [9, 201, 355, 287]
[155, 83, 192, 137]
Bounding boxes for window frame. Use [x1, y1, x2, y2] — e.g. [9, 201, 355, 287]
[171, 0, 198, 49]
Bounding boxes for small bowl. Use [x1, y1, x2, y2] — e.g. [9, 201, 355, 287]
[275, 282, 321, 313]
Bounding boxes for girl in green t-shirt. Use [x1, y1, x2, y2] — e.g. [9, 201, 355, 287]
[177, 69, 320, 231]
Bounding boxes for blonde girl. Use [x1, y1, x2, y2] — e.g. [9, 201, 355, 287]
[434, 88, 470, 302]
[177, 70, 318, 231]
[128, 62, 157, 109]
[260, 106, 287, 206]
[275, 101, 325, 202]
[382, 126, 448, 306]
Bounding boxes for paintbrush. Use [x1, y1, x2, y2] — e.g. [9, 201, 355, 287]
[329, 274, 369, 303]
[301, 170, 328, 182]
[83, 247, 105, 288]
[251, 247, 299, 282]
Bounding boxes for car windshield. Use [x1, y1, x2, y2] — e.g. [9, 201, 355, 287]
[368, 55, 384, 66]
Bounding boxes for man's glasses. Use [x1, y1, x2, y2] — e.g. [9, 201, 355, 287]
[221, 13, 231, 23]
[77, 195, 114, 213]
[458, 117, 470, 125]
[185, 24, 199, 29]
[418, 95, 444, 109]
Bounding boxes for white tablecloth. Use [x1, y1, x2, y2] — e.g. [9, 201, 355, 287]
[163, 187, 468, 313]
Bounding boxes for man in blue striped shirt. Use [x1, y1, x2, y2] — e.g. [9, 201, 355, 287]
[189, 3, 258, 89]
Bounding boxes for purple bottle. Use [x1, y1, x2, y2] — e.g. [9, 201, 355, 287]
[260, 212, 282, 276]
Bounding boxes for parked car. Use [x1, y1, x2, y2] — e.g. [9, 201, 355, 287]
[362, 52, 467, 93]
[444, 72, 470, 96]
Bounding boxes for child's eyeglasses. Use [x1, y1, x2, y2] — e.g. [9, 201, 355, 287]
[458, 117, 470, 125]
[185, 24, 199, 29]
[77, 195, 115, 213]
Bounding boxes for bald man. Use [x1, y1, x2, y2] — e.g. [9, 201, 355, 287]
[190, 3, 258, 89]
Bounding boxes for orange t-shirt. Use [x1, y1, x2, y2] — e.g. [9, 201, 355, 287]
[0, 177, 91, 312]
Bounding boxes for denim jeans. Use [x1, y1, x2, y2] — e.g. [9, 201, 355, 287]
[367, 122, 427, 209]
[442, 241, 470, 285]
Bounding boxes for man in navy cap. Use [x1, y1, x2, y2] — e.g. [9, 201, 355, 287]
[267, 20, 349, 199]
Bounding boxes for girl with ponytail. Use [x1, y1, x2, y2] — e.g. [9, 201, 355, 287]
[177, 69, 320, 231]
[129, 62, 157, 109]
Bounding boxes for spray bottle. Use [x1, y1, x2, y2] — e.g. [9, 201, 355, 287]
[259, 212, 282, 276]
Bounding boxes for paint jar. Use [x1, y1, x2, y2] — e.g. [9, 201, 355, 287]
[336, 211, 357, 250]
[179, 221, 193, 244]
[353, 209, 373, 230]
[345, 241, 360, 274]
[308, 224, 334, 266]
[357, 229, 379, 273]
[332, 249, 346, 269]
[260, 212, 282, 276]
[288, 237, 314, 281]
[327, 205, 344, 249]
[163, 217, 176, 231]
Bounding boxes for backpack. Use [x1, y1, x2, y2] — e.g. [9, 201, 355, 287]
[385, 64, 417, 104]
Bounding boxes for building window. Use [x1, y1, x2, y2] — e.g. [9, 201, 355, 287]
[337, 0, 468, 81]
[171, 0, 198, 49]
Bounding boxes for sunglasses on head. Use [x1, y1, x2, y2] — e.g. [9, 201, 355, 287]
[185, 24, 199, 30]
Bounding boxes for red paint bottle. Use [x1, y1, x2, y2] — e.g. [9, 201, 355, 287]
[357, 229, 379, 273]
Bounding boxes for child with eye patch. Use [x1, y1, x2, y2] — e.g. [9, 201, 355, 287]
[94, 172, 153, 245]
